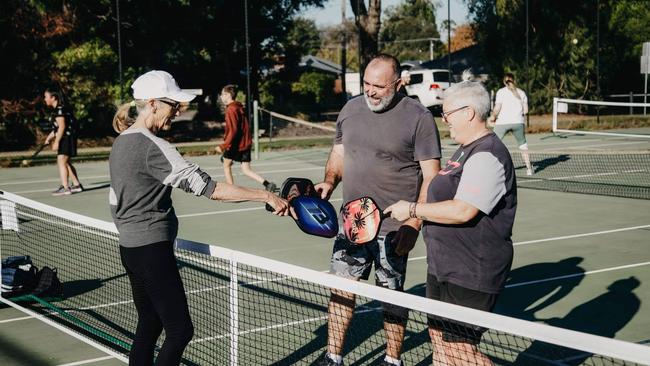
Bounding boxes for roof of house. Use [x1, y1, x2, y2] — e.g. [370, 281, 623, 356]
[416, 45, 489, 75]
[300, 55, 344, 74]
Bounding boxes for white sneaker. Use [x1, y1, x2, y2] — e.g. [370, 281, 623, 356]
[526, 168, 533, 176]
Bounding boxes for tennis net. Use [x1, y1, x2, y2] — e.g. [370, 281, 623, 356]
[1, 190, 650, 365]
[552, 98, 650, 139]
[512, 150, 650, 200]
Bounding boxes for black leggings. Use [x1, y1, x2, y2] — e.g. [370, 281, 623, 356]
[120, 241, 194, 365]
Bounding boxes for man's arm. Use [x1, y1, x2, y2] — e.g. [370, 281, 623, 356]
[402, 158, 440, 230]
[315, 144, 344, 200]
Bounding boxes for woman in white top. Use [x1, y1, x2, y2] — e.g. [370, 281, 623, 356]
[488, 73, 533, 175]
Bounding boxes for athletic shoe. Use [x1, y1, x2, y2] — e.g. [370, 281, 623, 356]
[52, 186, 71, 196]
[526, 168, 533, 176]
[70, 184, 84, 193]
[316, 354, 343, 366]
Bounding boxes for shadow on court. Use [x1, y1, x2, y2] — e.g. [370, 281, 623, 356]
[0, 334, 52, 365]
[497, 257, 585, 320]
[270, 284, 431, 366]
[80, 182, 111, 192]
[530, 154, 570, 174]
[513, 276, 641, 365]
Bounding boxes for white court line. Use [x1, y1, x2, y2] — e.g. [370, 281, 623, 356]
[0, 158, 327, 187]
[560, 140, 650, 150]
[408, 224, 650, 262]
[512, 224, 650, 246]
[8, 166, 326, 195]
[177, 197, 344, 218]
[56, 356, 116, 366]
[0, 314, 35, 323]
[517, 169, 648, 185]
[1, 174, 110, 186]
[505, 261, 650, 288]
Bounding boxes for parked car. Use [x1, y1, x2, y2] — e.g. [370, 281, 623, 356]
[403, 68, 453, 108]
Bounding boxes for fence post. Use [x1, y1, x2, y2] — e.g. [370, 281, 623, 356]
[253, 100, 259, 160]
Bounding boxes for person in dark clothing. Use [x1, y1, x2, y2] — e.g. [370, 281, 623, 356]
[385, 71, 517, 366]
[216, 84, 276, 192]
[110, 70, 290, 365]
[43, 87, 82, 196]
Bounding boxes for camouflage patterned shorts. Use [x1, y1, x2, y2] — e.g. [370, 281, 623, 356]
[329, 232, 408, 290]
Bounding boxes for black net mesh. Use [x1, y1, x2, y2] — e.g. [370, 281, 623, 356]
[1, 194, 647, 365]
[512, 151, 650, 200]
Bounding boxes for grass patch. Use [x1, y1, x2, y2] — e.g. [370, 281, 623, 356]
[1, 137, 335, 168]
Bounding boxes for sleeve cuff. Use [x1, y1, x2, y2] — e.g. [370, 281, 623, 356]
[201, 180, 217, 198]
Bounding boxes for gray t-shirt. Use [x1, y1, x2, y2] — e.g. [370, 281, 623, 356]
[109, 128, 216, 247]
[336, 94, 441, 235]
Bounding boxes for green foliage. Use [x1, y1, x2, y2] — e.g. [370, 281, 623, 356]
[284, 17, 321, 71]
[53, 39, 119, 135]
[468, 0, 650, 113]
[291, 72, 337, 104]
[380, 0, 444, 61]
[317, 20, 360, 72]
[0, 0, 328, 149]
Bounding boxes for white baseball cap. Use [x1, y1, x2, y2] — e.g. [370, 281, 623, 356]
[131, 70, 195, 102]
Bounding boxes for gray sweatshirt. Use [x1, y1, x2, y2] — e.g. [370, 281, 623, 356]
[109, 128, 216, 247]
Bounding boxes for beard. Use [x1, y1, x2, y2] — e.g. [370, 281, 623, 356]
[364, 90, 396, 112]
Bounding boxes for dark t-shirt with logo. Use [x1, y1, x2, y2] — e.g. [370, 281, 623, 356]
[335, 94, 441, 236]
[49, 105, 77, 137]
[423, 133, 516, 294]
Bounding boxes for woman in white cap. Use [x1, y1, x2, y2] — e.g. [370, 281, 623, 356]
[109, 70, 290, 365]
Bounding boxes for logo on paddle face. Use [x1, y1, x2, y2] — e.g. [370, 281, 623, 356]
[308, 206, 330, 225]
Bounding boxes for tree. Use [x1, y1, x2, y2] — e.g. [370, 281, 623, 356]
[282, 17, 322, 73]
[467, 0, 650, 113]
[449, 23, 476, 52]
[350, 0, 381, 72]
[380, 0, 444, 61]
[0, 0, 328, 149]
[317, 20, 360, 71]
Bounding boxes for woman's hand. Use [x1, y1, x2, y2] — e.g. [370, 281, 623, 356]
[383, 200, 412, 221]
[265, 192, 293, 217]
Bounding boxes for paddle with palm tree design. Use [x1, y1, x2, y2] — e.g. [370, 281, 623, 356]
[341, 196, 387, 245]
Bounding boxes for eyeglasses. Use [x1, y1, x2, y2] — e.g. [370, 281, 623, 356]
[158, 99, 180, 113]
[440, 105, 469, 121]
[363, 78, 400, 91]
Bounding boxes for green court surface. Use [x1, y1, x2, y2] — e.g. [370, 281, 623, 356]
[1, 131, 649, 365]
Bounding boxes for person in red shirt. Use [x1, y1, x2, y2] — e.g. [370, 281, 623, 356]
[216, 85, 276, 191]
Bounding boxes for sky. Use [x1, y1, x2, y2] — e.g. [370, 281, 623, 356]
[300, 0, 471, 31]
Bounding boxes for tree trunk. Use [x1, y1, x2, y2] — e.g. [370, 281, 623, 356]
[350, 0, 381, 76]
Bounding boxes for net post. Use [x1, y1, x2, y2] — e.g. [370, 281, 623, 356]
[552, 97, 558, 133]
[629, 91, 633, 115]
[229, 256, 239, 366]
[253, 100, 259, 161]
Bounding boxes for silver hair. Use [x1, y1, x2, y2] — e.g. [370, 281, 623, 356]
[442, 69, 491, 121]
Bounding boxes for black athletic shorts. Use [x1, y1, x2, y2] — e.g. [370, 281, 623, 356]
[57, 135, 77, 157]
[426, 274, 498, 345]
[223, 148, 251, 163]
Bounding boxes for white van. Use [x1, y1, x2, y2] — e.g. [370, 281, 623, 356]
[403, 69, 453, 107]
